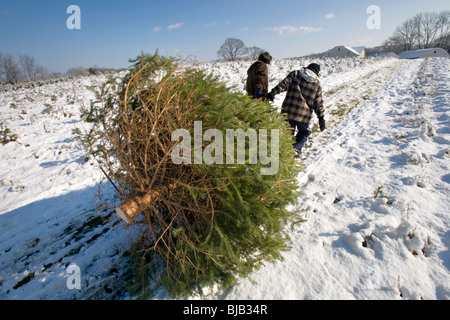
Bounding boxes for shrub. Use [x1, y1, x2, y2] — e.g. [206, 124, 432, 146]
[1, 120, 18, 145]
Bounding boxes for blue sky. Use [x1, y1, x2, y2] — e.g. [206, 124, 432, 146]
[1, 0, 449, 73]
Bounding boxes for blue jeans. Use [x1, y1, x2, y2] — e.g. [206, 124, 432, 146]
[288, 120, 310, 153]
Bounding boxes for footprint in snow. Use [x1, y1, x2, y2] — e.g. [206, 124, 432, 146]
[9, 184, 25, 192]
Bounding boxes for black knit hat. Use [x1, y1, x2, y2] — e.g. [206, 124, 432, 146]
[258, 52, 273, 64]
[307, 63, 321, 76]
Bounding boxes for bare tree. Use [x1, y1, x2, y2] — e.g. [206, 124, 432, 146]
[418, 12, 441, 48]
[385, 15, 421, 52]
[246, 46, 265, 60]
[67, 66, 88, 77]
[19, 55, 38, 81]
[217, 38, 247, 61]
[2, 55, 21, 83]
[49, 71, 62, 79]
[382, 35, 404, 53]
[399, 19, 420, 51]
[434, 11, 450, 50]
[35, 65, 49, 79]
[383, 10, 450, 53]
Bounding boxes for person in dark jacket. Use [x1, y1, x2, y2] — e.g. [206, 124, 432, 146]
[246, 52, 272, 99]
[265, 63, 326, 157]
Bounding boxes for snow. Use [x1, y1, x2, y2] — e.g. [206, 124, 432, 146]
[0, 56, 449, 300]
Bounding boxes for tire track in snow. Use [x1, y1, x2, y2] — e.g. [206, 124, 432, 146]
[299, 59, 413, 180]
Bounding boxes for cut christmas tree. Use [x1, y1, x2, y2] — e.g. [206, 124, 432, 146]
[80, 52, 302, 298]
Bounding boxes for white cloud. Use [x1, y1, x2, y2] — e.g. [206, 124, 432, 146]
[262, 25, 322, 36]
[167, 22, 184, 31]
[325, 13, 335, 19]
[202, 22, 216, 27]
[240, 27, 249, 32]
[153, 26, 161, 33]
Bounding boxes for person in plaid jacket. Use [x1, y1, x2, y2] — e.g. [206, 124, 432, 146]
[265, 63, 326, 157]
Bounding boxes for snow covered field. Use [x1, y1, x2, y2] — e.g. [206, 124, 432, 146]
[0, 56, 449, 300]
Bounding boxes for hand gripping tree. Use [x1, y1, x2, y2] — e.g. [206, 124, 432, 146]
[81, 52, 302, 298]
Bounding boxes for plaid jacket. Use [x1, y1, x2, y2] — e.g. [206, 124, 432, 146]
[270, 68, 324, 125]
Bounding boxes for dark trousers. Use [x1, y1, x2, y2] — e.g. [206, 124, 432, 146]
[288, 120, 310, 153]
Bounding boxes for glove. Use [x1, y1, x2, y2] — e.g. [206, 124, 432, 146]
[319, 117, 326, 132]
[254, 88, 265, 99]
[264, 92, 275, 102]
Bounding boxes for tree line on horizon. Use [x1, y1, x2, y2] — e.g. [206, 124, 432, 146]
[0, 54, 53, 84]
[0, 53, 120, 84]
